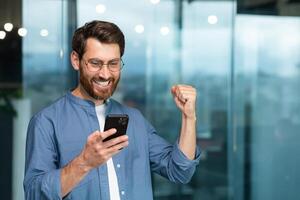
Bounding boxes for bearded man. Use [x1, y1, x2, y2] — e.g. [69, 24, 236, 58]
[24, 20, 200, 200]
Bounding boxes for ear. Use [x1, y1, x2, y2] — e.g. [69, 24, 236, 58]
[70, 51, 80, 71]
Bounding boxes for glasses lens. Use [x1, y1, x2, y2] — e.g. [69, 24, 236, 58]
[108, 61, 122, 72]
[86, 59, 101, 72]
[85, 59, 124, 72]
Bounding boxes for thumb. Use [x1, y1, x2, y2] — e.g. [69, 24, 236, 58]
[101, 128, 117, 140]
[87, 130, 102, 143]
[171, 86, 176, 96]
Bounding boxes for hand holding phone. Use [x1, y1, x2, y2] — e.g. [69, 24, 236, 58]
[102, 114, 129, 142]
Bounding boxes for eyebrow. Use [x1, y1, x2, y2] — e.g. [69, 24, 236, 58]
[88, 58, 120, 62]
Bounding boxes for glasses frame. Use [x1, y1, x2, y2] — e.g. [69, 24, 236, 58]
[82, 57, 125, 72]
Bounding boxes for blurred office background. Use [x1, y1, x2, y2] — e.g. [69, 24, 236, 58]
[0, 0, 300, 199]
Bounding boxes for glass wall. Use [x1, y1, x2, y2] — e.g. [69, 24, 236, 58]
[9, 0, 77, 199]
[181, 2, 233, 199]
[1, 0, 300, 199]
[23, 0, 77, 114]
[232, 14, 300, 200]
[77, 0, 234, 199]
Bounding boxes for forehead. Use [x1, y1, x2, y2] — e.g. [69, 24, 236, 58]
[84, 38, 120, 60]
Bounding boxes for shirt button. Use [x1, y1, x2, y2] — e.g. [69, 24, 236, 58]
[121, 191, 125, 195]
[117, 164, 121, 168]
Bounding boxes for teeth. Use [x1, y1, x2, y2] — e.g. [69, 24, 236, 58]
[95, 80, 109, 87]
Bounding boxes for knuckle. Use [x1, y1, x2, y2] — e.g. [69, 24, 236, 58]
[102, 154, 108, 160]
[87, 137, 94, 145]
[113, 145, 120, 152]
[98, 135, 103, 141]
[103, 154, 110, 161]
[116, 137, 122, 143]
[111, 138, 120, 145]
[87, 134, 93, 141]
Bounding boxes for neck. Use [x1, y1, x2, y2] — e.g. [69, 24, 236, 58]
[72, 85, 105, 106]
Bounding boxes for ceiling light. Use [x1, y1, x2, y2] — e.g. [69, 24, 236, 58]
[160, 26, 170, 36]
[0, 31, 6, 39]
[208, 15, 218, 25]
[135, 25, 144, 34]
[150, 0, 160, 4]
[96, 4, 106, 14]
[18, 28, 27, 37]
[4, 23, 13, 32]
[40, 29, 49, 37]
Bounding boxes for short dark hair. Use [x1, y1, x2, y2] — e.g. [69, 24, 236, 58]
[72, 20, 125, 59]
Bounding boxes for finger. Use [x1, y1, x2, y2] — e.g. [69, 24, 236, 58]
[175, 88, 189, 102]
[177, 84, 194, 88]
[175, 94, 187, 103]
[171, 86, 180, 96]
[103, 135, 128, 148]
[103, 142, 129, 160]
[87, 130, 102, 144]
[171, 86, 177, 96]
[107, 140, 129, 155]
[175, 93, 196, 105]
[174, 88, 196, 99]
[178, 91, 197, 98]
[172, 85, 195, 93]
[174, 96, 185, 108]
[100, 128, 117, 141]
[175, 87, 196, 94]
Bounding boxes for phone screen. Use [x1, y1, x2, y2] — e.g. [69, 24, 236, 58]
[102, 114, 129, 142]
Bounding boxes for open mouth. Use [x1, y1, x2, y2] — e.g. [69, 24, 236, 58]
[93, 79, 112, 89]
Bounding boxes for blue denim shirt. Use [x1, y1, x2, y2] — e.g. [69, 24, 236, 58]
[24, 92, 201, 200]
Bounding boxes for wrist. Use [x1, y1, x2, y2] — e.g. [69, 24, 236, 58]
[74, 154, 93, 174]
[182, 113, 197, 121]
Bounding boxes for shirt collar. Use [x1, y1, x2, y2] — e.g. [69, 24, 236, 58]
[66, 90, 112, 110]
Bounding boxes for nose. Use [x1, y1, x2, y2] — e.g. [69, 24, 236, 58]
[97, 64, 111, 79]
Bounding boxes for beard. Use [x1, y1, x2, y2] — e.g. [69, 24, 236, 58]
[79, 66, 120, 101]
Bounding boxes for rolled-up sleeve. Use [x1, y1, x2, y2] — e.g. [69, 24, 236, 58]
[172, 140, 201, 171]
[146, 118, 201, 184]
[24, 115, 62, 200]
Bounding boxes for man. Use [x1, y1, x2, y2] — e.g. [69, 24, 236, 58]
[24, 20, 200, 200]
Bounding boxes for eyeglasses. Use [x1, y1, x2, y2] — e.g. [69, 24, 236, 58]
[83, 58, 124, 72]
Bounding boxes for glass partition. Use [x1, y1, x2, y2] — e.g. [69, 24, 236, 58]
[232, 14, 300, 200]
[23, 0, 76, 114]
[11, 1, 76, 199]
[1, 0, 299, 199]
[77, 1, 234, 199]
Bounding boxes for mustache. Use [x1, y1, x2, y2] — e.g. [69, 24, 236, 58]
[92, 77, 114, 82]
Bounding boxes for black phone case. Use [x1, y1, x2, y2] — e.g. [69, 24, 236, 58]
[103, 114, 129, 142]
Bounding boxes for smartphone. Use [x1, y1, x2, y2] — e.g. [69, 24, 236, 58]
[102, 114, 129, 142]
